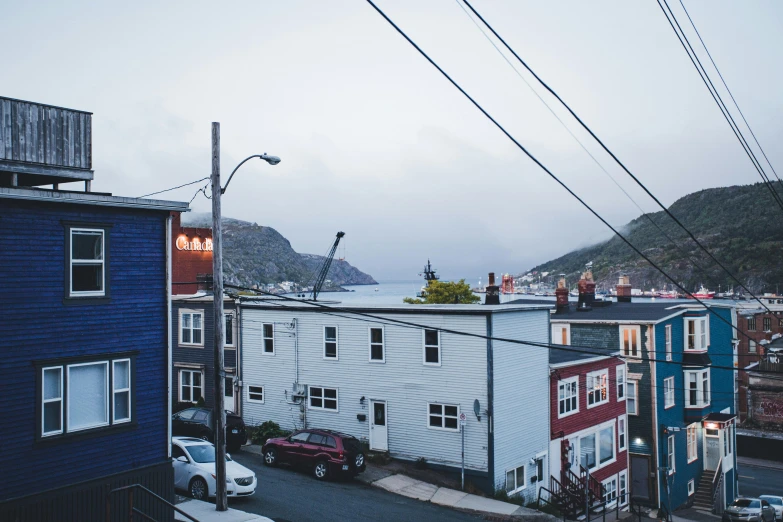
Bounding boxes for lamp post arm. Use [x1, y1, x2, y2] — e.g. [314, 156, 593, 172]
[221, 154, 265, 194]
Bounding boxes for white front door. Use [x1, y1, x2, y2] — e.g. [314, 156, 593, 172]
[705, 430, 720, 471]
[369, 400, 388, 452]
[224, 377, 235, 413]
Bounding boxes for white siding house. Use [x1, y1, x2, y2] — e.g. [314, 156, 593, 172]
[239, 300, 551, 495]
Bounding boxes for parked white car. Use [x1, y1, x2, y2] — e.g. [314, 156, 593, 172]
[172, 436, 257, 500]
[760, 496, 783, 520]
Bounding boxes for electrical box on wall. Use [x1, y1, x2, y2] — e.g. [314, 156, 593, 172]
[357, 414, 367, 422]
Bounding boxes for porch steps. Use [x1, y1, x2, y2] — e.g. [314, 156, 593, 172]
[692, 473, 714, 511]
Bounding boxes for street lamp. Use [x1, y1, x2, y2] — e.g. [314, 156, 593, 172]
[210, 122, 280, 511]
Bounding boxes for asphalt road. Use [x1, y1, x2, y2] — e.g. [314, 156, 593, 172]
[737, 463, 783, 498]
[226, 451, 483, 522]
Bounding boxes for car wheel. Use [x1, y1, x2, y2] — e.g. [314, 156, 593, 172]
[264, 448, 278, 467]
[189, 477, 208, 500]
[313, 460, 329, 480]
[355, 453, 365, 469]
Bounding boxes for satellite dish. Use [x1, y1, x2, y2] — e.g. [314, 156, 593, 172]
[473, 399, 481, 421]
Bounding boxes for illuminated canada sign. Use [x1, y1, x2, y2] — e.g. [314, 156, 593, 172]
[176, 235, 213, 252]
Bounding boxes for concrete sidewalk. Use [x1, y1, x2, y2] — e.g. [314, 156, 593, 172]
[174, 499, 273, 522]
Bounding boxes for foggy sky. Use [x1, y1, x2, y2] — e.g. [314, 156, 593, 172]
[4, 1, 781, 281]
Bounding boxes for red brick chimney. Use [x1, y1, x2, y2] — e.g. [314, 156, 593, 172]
[616, 275, 632, 303]
[555, 274, 569, 313]
[576, 269, 595, 312]
[485, 272, 500, 305]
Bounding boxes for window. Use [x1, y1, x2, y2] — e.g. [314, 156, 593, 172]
[309, 386, 338, 411]
[180, 311, 203, 346]
[748, 317, 757, 331]
[558, 377, 579, 418]
[620, 326, 641, 358]
[684, 369, 710, 408]
[617, 365, 626, 401]
[580, 433, 596, 469]
[688, 479, 695, 496]
[552, 324, 570, 345]
[749, 340, 757, 354]
[724, 429, 729, 457]
[627, 381, 638, 415]
[290, 431, 310, 443]
[685, 316, 709, 351]
[423, 329, 441, 366]
[587, 370, 609, 408]
[603, 476, 617, 505]
[687, 424, 698, 462]
[262, 323, 274, 354]
[763, 317, 771, 332]
[505, 465, 525, 494]
[180, 370, 203, 403]
[324, 326, 338, 359]
[667, 435, 675, 474]
[618, 416, 626, 451]
[369, 327, 385, 362]
[68, 227, 106, 297]
[40, 355, 133, 438]
[224, 313, 235, 347]
[619, 471, 628, 506]
[665, 325, 672, 361]
[428, 403, 459, 431]
[599, 425, 614, 464]
[664, 377, 675, 409]
[248, 385, 264, 403]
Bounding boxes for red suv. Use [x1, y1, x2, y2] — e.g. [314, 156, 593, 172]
[262, 429, 366, 480]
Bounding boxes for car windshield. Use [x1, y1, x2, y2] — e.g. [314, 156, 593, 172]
[186, 445, 232, 464]
[761, 497, 783, 506]
[732, 500, 760, 509]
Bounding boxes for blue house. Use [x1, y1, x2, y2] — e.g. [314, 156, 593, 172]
[548, 275, 738, 515]
[0, 97, 188, 521]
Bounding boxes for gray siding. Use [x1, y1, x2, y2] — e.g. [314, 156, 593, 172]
[492, 310, 551, 501]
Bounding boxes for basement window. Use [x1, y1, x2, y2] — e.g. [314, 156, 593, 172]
[505, 465, 526, 494]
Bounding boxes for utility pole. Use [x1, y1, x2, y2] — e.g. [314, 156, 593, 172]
[211, 122, 228, 511]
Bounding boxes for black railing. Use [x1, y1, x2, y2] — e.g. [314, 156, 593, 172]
[106, 484, 200, 522]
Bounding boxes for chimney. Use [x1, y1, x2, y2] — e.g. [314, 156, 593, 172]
[555, 274, 569, 313]
[616, 275, 632, 303]
[485, 272, 500, 305]
[576, 269, 596, 312]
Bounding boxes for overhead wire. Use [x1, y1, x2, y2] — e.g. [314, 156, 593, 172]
[139, 177, 210, 199]
[457, 0, 780, 315]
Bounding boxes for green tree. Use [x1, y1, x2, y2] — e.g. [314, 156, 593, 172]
[403, 279, 480, 305]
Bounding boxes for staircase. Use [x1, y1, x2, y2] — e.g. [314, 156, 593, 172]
[692, 473, 714, 511]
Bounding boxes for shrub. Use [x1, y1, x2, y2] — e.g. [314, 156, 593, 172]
[250, 420, 291, 446]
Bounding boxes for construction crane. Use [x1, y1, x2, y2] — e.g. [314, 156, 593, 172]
[310, 232, 345, 301]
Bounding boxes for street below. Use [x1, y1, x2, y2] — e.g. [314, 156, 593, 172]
[737, 463, 783, 498]
[223, 451, 483, 522]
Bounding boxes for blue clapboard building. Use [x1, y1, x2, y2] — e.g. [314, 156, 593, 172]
[0, 97, 188, 521]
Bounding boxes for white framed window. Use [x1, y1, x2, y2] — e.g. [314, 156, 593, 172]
[42, 367, 63, 436]
[684, 316, 709, 351]
[587, 369, 609, 408]
[627, 381, 638, 415]
[428, 403, 459, 431]
[687, 423, 698, 463]
[684, 368, 710, 408]
[248, 385, 264, 403]
[309, 386, 338, 411]
[603, 476, 617, 505]
[620, 325, 641, 358]
[580, 433, 596, 469]
[667, 435, 675, 474]
[179, 310, 204, 346]
[749, 340, 757, 354]
[616, 365, 626, 401]
[552, 324, 570, 345]
[69, 228, 106, 297]
[224, 313, 235, 347]
[41, 356, 132, 438]
[369, 327, 385, 362]
[619, 470, 628, 506]
[688, 479, 695, 496]
[180, 369, 203, 403]
[112, 359, 131, 424]
[505, 465, 526, 494]
[665, 324, 672, 361]
[423, 329, 441, 366]
[324, 326, 338, 360]
[747, 317, 757, 331]
[763, 317, 771, 332]
[664, 377, 675, 409]
[262, 323, 274, 354]
[599, 425, 614, 465]
[558, 376, 579, 418]
[618, 416, 626, 451]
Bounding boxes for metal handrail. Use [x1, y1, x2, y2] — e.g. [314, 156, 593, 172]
[106, 484, 200, 522]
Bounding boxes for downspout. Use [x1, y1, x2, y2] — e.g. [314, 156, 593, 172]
[294, 318, 304, 429]
[166, 214, 173, 459]
[486, 314, 494, 492]
[649, 324, 660, 509]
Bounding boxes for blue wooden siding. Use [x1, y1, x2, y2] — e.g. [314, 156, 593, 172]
[0, 200, 170, 502]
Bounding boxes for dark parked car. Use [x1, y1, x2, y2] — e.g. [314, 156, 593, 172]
[723, 498, 777, 522]
[172, 407, 247, 452]
[261, 429, 366, 480]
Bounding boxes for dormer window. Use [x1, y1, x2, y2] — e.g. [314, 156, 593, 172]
[684, 316, 709, 351]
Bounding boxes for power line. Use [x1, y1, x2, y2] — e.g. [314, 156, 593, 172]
[456, 0, 778, 315]
[656, 0, 783, 212]
[139, 177, 210, 199]
[363, 0, 769, 347]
